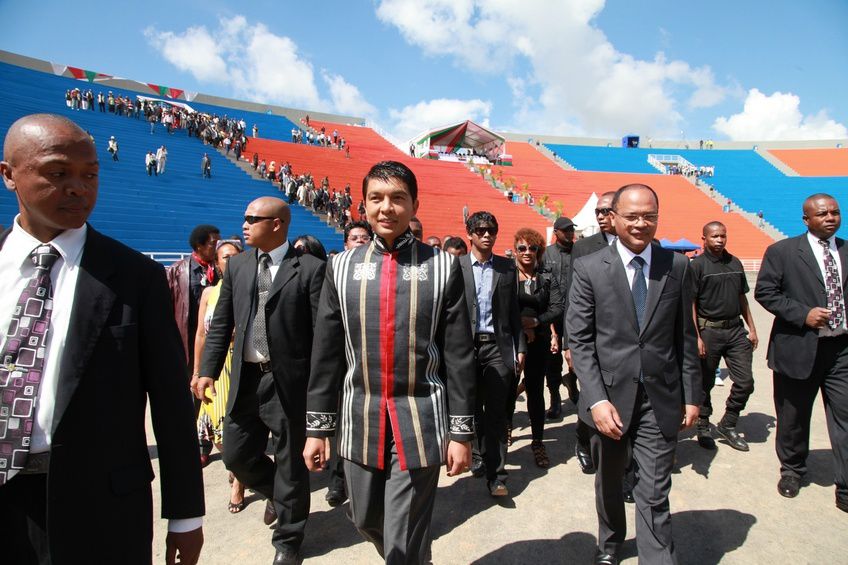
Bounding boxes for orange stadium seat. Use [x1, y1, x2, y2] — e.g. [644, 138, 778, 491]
[247, 121, 551, 253]
[768, 148, 848, 177]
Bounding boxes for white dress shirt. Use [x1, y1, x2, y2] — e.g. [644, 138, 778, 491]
[243, 242, 289, 363]
[0, 217, 201, 533]
[807, 231, 847, 335]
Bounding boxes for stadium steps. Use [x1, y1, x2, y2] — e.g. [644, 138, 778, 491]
[767, 148, 848, 177]
[530, 141, 576, 170]
[755, 148, 799, 176]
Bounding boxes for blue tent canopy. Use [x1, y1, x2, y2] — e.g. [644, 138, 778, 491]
[660, 238, 700, 251]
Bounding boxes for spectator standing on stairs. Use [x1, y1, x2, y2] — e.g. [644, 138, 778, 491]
[145, 151, 157, 176]
[156, 145, 168, 175]
[201, 153, 212, 179]
[107, 135, 119, 161]
[252, 124, 258, 138]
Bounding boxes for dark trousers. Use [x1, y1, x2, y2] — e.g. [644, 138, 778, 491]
[473, 340, 513, 482]
[223, 364, 310, 551]
[0, 474, 49, 565]
[699, 324, 754, 425]
[523, 338, 549, 440]
[545, 348, 563, 391]
[774, 335, 848, 497]
[591, 387, 678, 563]
[344, 437, 440, 565]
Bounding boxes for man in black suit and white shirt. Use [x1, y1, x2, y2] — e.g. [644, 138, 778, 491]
[567, 184, 700, 565]
[460, 211, 525, 496]
[196, 197, 325, 564]
[755, 193, 848, 511]
[0, 114, 204, 564]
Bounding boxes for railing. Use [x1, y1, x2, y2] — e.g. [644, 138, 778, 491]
[144, 251, 190, 264]
[741, 259, 762, 272]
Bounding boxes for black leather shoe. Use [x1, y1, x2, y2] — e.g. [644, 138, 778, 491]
[563, 371, 580, 404]
[623, 488, 635, 504]
[594, 549, 619, 565]
[778, 476, 801, 498]
[836, 494, 848, 513]
[716, 423, 749, 451]
[696, 419, 716, 450]
[272, 547, 300, 565]
[575, 442, 596, 474]
[263, 500, 278, 525]
[471, 459, 486, 478]
[325, 487, 347, 507]
[545, 397, 562, 420]
[488, 479, 509, 497]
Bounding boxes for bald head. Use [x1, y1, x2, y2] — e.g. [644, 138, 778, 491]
[4, 114, 92, 167]
[803, 193, 836, 215]
[243, 197, 291, 251]
[250, 196, 291, 223]
[702, 221, 725, 236]
[802, 192, 841, 240]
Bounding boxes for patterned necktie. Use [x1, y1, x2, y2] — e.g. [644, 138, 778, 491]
[0, 244, 60, 485]
[819, 240, 845, 330]
[630, 256, 648, 329]
[252, 253, 272, 358]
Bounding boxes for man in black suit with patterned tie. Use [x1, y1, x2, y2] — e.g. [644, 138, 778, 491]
[755, 193, 848, 511]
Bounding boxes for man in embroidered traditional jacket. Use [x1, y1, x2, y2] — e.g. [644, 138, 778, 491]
[304, 161, 476, 565]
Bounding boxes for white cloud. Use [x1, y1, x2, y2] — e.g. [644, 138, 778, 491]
[321, 71, 378, 120]
[145, 16, 375, 117]
[388, 98, 492, 143]
[713, 89, 848, 141]
[376, 0, 728, 137]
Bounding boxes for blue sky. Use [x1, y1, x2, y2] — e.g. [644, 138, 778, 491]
[1, 0, 845, 143]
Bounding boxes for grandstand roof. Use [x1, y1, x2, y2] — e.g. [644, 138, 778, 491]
[415, 120, 504, 153]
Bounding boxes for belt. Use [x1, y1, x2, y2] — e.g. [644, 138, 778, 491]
[246, 361, 273, 373]
[475, 332, 496, 344]
[20, 452, 50, 475]
[698, 317, 742, 329]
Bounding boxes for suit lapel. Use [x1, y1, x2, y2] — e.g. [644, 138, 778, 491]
[640, 244, 672, 335]
[268, 245, 298, 300]
[798, 235, 825, 288]
[605, 243, 639, 334]
[53, 228, 117, 434]
[837, 238, 848, 290]
[459, 255, 477, 329]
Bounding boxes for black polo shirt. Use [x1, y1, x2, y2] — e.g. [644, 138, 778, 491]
[690, 249, 749, 320]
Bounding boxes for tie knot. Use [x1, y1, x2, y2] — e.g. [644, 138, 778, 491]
[819, 239, 830, 250]
[30, 244, 60, 271]
[259, 253, 271, 267]
[630, 256, 646, 268]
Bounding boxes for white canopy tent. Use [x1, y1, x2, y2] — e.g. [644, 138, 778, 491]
[572, 192, 600, 237]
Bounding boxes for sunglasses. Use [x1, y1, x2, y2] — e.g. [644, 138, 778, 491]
[516, 244, 540, 253]
[594, 207, 613, 216]
[472, 226, 498, 236]
[244, 215, 276, 225]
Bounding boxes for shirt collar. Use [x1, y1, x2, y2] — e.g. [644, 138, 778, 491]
[807, 231, 836, 250]
[373, 229, 416, 254]
[616, 240, 652, 269]
[259, 241, 290, 265]
[8, 214, 87, 269]
[470, 249, 493, 266]
[704, 248, 726, 262]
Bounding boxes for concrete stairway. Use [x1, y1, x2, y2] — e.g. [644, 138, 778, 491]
[755, 148, 800, 176]
[528, 141, 577, 171]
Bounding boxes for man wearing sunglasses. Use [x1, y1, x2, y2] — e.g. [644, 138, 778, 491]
[459, 212, 526, 497]
[544, 216, 576, 420]
[196, 197, 326, 565]
[567, 191, 617, 474]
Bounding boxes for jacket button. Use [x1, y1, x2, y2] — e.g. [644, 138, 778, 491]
[639, 341, 644, 348]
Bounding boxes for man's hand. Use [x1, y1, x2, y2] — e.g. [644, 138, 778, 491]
[165, 528, 203, 565]
[446, 440, 471, 476]
[748, 330, 759, 350]
[697, 337, 707, 358]
[806, 307, 831, 329]
[193, 377, 216, 404]
[680, 404, 700, 430]
[591, 401, 623, 440]
[564, 348, 572, 370]
[550, 334, 560, 354]
[515, 353, 526, 374]
[521, 316, 538, 330]
[303, 437, 330, 471]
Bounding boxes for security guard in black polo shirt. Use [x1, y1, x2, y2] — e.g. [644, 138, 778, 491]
[691, 221, 759, 451]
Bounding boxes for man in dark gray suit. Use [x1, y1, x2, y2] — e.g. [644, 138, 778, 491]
[459, 211, 525, 496]
[196, 197, 325, 565]
[566, 191, 617, 474]
[755, 193, 848, 510]
[567, 184, 700, 565]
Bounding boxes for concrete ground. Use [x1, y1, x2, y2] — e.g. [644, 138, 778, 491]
[150, 293, 848, 564]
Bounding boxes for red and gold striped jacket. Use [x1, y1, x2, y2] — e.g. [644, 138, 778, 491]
[306, 230, 476, 470]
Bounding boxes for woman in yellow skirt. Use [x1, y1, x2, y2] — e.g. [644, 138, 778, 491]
[192, 239, 245, 512]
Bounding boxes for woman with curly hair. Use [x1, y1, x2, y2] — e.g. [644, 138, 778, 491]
[511, 227, 564, 468]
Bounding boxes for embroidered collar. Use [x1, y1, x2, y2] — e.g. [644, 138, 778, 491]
[373, 229, 417, 254]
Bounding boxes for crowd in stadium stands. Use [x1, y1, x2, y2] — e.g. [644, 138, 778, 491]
[289, 125, 346, 151]
[666, 163, 715, 177]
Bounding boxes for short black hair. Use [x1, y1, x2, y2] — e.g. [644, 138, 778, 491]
[465, 211, 499, 234]
[702, 221, 726, 235]
[344, 220, 373, 241]
[443, 236, 468, 254]
[362, 160, 418, 202]
[189, 224, 220, 251]
[611, 184, 659, 211]
[294, 235, 328, 261]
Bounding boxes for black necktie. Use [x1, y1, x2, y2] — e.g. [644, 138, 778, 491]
[252, 253, 271, 358]
[631, 256, 647, 329]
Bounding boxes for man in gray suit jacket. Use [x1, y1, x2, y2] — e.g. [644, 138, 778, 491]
[567, 184, 700, 565]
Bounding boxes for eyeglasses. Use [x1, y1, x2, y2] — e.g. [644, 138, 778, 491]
[516, 244, 540, 253]
[472, 226, 498, 236]
[594, 207, 613, 216]
[618, 213, 659, 224]
[348, 234, 371, 242]
[244, 215, 276, 225]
